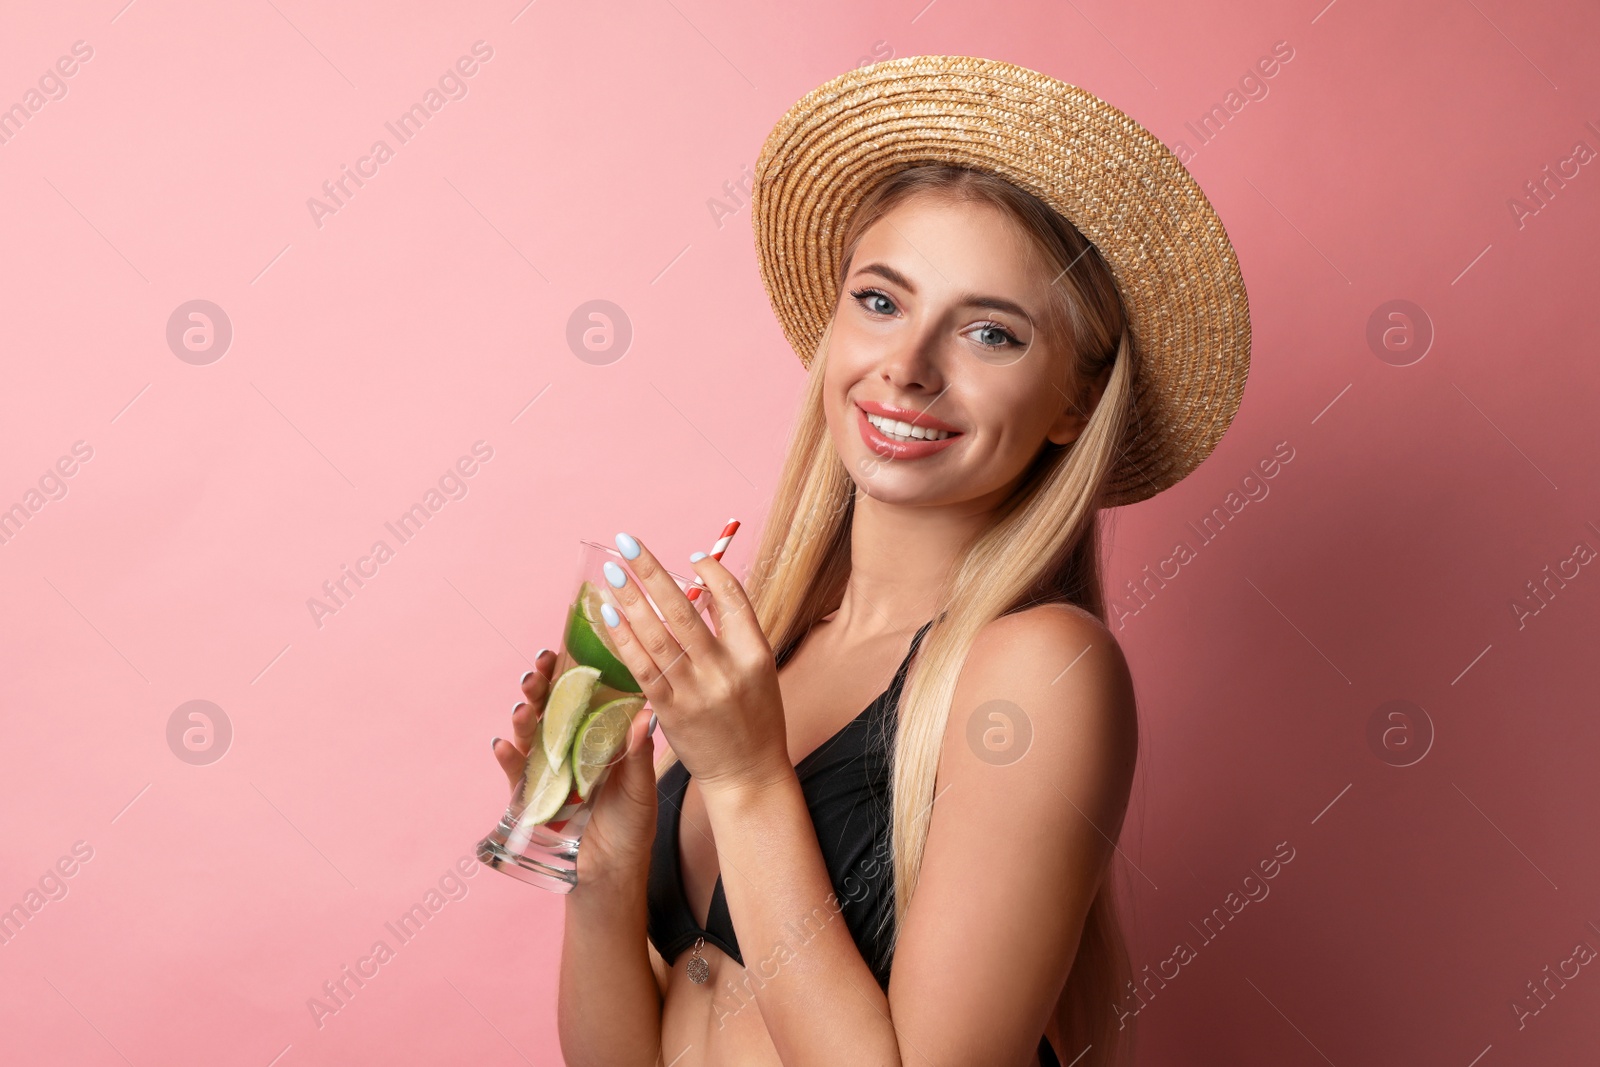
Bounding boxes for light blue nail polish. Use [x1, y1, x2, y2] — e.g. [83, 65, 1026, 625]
[603, 560, 627, 588]
[616, 532, 641, 560]
[601, 601, 620, 627]
[689, 551, 707, 561]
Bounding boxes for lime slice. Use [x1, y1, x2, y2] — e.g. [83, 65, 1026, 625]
[541, 664, 603, 769]
[520, 717, 576, 826]
[573, 695, 647, 799]
[564, 581, 642, 693]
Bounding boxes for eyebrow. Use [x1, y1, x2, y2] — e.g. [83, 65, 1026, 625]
[851, 262, 1036, 322]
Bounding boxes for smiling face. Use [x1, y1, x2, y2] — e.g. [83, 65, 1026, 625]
[823, 191, 1099, 508]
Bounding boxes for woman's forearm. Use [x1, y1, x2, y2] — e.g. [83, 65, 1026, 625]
[701, 770, 903, 1064]
[558, 874, 661, 1067]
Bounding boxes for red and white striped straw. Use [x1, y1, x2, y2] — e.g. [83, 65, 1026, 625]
[686, 518, 740, 602]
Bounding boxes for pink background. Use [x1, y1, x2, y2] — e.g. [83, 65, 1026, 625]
[2, 1, 1597, 1064]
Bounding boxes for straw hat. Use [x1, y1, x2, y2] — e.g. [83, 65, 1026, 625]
[750, 54, 1252, 507]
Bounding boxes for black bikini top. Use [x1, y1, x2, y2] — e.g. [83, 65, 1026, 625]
[646, 618, 934, 988]
[644, 614, 1066, 1065]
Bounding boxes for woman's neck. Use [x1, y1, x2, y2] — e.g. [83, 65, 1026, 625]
[827, 490, 991, 638]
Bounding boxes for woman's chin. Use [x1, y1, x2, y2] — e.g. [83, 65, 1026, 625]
[850, 465, 952, 503]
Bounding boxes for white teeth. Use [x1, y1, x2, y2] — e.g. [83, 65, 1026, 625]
[866, 411, 953, 441]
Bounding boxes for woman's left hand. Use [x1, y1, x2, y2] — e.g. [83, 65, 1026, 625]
[602, 532, 792, 798]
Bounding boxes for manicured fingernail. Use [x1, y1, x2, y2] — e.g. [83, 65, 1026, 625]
[603, 560, 627, 588]
[647, 712, 658, 733]
[616, 532, 641, 560]
[521, 670, 537, 685]
[689, 551, 707, 562]
[535, 647, 551, 660]
[601, 601, 621, 627]
[491, 736, 501, 753]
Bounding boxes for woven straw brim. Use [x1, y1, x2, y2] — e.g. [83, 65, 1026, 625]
[751, 55, 1251, 507]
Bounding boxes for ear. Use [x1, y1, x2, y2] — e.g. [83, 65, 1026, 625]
[1046, 405, 1087, 447]
[1046, 363, 1111, 446]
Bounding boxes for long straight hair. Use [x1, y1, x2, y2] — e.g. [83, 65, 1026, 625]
[659, 164, 1140, 1065]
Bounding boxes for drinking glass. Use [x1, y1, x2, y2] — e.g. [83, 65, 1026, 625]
[476, 539, 709, 892]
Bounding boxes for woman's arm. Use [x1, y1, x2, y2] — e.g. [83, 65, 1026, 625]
[700, 603, 1138, 1066]
[500, 642, 669, 1064]
[557, 872, 663, 1067]
[887, 604, 1137, 1065]
[552, 702, 670, 1065]
[702, 768, 903, 1062]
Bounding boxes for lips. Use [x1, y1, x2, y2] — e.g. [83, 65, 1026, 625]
[855, 403, 964, 460]
[855, 398, 963, 434]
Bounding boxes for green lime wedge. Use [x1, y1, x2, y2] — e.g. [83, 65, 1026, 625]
[520, 717, 576, 826]
[541, 664, 603, 769]
[563, 581, 642, 693]
[573, 695, 647, 799]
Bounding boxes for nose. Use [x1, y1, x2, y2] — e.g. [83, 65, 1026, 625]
[876, 325, 945, 394]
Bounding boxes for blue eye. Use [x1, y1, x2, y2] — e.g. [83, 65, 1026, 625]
[849, 287, 897, 315]
[969, 322, 1022, 350]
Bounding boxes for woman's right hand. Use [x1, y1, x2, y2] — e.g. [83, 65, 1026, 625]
[491, 650, 662, 892]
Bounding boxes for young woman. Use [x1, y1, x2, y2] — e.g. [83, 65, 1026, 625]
[493, 56, 1250, 1067]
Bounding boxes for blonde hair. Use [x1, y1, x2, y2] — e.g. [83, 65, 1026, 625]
[659, 164, 1141, 1064]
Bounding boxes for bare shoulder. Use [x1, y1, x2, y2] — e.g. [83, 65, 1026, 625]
[965, 602, 1136, 712]
[974, 599, 1125, 652]
[948, 602, 1139, 789]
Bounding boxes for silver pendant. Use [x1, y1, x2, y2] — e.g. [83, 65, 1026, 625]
[686, 936, 710, 984]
